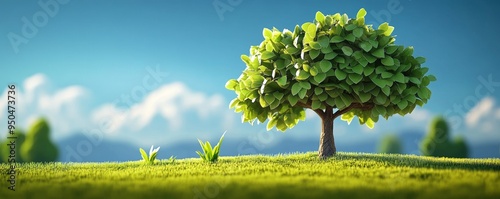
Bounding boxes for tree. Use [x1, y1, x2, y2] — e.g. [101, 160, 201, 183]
[21, 118, 59, 162]
[226, 8, 435, 158]
[0, 138, 2, 163]
[452, 136, 468, 158]
[378, 134, 402, 154]
[1, 129, 26, 163]
[420, 117, 468, 158]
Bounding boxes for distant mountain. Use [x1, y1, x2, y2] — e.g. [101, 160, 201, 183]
[56, 131, 500, 162]
[57, 134, 139, 162]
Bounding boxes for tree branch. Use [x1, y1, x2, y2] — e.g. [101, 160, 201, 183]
[332, 103, 374, 119]
[297, 101, 325, 119]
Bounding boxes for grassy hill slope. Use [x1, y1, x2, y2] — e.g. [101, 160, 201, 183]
[1, 152, 499, 199]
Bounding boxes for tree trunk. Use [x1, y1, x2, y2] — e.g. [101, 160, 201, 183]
[318, 108, 336, 159]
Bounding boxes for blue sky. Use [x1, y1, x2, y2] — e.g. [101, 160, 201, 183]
[1, 0, 500, 155]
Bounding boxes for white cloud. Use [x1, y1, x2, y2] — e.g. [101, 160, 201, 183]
[1, 74, 240, 146]
[91, 82, 228, 136]
[407, 108, 432, 122]
[465, 97, 500, 134]
[0, 73, 90, 139]
[466, 97, 494, 127]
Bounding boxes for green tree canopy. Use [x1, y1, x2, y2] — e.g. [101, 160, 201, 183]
[378, 134, 403, 154]
[1, 129, 26, 163]
[421, 117, 468, 158]
[226, 8, 435, 158]
[21, 118, 59, 162]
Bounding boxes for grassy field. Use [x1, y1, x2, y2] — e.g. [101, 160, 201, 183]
[1, 152, 499, 199]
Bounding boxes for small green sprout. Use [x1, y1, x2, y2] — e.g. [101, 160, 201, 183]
[196, 131, 226, 162]
[139, 145, 160, 164]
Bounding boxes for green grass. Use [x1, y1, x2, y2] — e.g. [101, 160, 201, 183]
[1, 152, 499, 199]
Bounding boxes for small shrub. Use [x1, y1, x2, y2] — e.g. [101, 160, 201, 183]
[1, 129, 26, 163]
[20, 118, 58, 162]
[420, 117, 468, 158]
[139, 145, 160, 164]
[196, 131, 226, 162]
[378, 134, 402, 154]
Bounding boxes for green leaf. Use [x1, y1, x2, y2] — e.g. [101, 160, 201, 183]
[196, 151, 205, 160]
[298, 89, 307, 99]
[314, 73, 327, 83]
[306, 24, 317, 39]
[314, 87, 324, 95]
[321, 46, 333, 54]
[409, 77, 421, 84]
[378, 36, 391, 47]
[378, 22, 389, 32]
[357, 8, 367, 19]
[381, 57, 394, 66]
[277, 76, 287, 86]
[291, 83, 302, 95]
[360, 42, 372, 52]
[273, 92, 284, 101]
[330, 36, 344, 43]
[295, 69, 310, 80]
[365, 118, 375, 129]
[225, 79, 238, 90]
[285, 46, 300, 55]
[261, 51, 276, 60]
[341, 14, 349, 26]
[319, 60, 333, 72]
[393, 73, 405, 83]
[315, 11, 325, 23]
[300, 81, 311, 89]
[372, 48, 385, 58]
[241, 54, 251, 65]
[335, 69, 347, 80]
[204, 141, 213, 160]
[381, 86, 390, 96]
[309, 49, 320, 60]
[345, 24, 358, 31]
[149, 152, 158, 162]
[427, 75, 437, 81]
[324, 52, 338, 60]
[353, 28, 364, 38]
[349, 74, 363, 84]
[385, 46, 399, 54]
[318, 36, 330, 48]
[345, 34, 356, 42]
[335, 97, 346, 109]
[266, 118, 276, 130]
[415, 57, 426, 64]
[358, 92, 371, 103]
[384, 26, 395, 36]
[288, 95, 299, 106]
[372, 78, 387, 88]
[139, 148, 149, 162]
[318, 93, 328, 101]
[352, 65, 363, 75]
[311, 100, 322, 109]
[381, 71, 393, 79]
[341, 111, 355, 124]
[310, 42, 322, 50]
[397, 100, 408, 110]
[340, 94, 353, 107]
[363, 66, 375, 76]
[375, 94, 387, 104]
[263, 28, 272, 39]
[310, 66, 319, 76]
[335, 56, 346, 64]
[341, 46, 353, 56]
[369, 39, 379, 48]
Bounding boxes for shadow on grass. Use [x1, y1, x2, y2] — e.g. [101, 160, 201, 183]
[333, 152, 500, 171]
